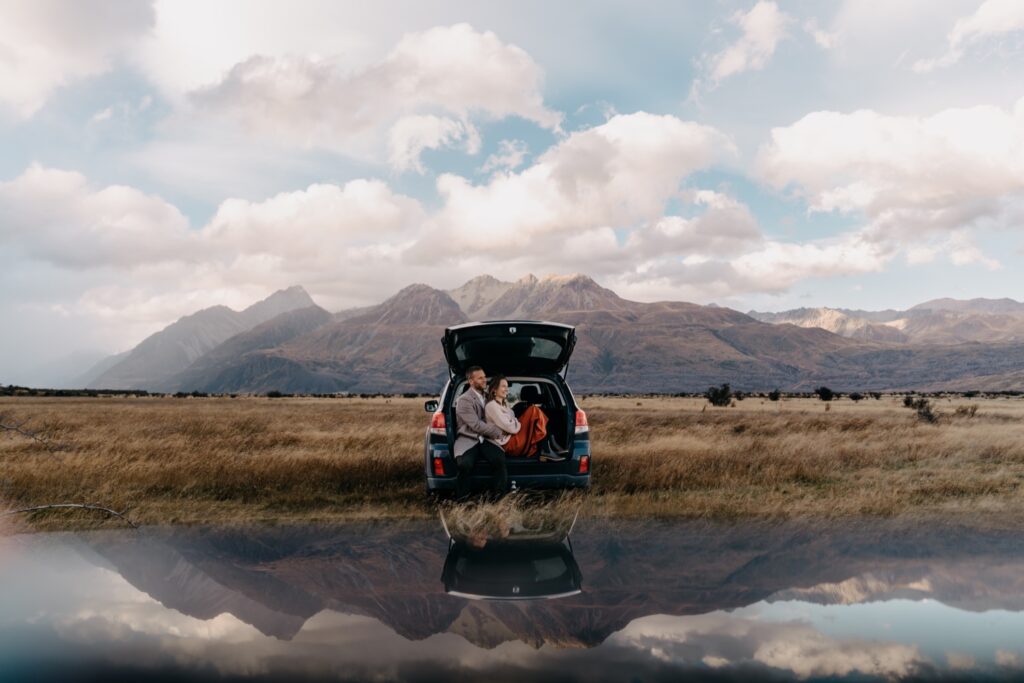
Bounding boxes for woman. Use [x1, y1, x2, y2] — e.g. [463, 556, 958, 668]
[484, 376, 564, 460]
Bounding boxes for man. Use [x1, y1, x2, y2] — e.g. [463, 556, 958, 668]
[454, 366, 508, 499]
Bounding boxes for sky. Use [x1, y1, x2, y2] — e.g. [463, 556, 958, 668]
[1, 0, 1023, 380]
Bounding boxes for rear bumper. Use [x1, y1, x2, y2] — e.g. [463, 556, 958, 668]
[424, 429, 590, 492]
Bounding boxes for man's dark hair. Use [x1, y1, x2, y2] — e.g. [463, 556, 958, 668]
[465, 365, 485, 379]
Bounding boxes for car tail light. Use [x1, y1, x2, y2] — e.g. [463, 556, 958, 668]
[429, 411, 446, 436]
[433, 457, 445, 476]
[578, 455, 590, 474]
[574, 409, 589, 434]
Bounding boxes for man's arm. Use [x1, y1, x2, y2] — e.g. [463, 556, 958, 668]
[456, 393, 503, 439]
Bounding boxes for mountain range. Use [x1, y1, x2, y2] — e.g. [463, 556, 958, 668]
[748, 299, 1024, 345]
[67, 274, 1024, 393]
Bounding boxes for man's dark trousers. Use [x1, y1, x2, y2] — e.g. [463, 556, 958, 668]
[455, 441, 508, 499]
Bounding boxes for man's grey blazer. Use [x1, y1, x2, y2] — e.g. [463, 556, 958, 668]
[453, 388, 503, 457]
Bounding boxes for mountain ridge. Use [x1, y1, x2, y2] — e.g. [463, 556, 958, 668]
[87, 286, 317, 390]
[71, 278, 1024, 393]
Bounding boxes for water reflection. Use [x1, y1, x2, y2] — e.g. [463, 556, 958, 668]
[3, 519, 1024, 681]
[442, 539, 583, 600]
[439, 499, 583, 600]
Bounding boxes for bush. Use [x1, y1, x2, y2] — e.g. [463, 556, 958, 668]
[870, 392, 882, 400]
[903, 395, 915, 408]
[705, 383, 732, 407]
[768, 389, 781, 402]
[848, 392, 864, 402]
[266, 390, 284, 398]
[906, 397, 939, 423]
[954, 404, 979, 418]
[815, 386, 834, 402]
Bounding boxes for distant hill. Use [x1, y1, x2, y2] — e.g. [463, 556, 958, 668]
[73, 350, 130, 388]
[87, 286, 316, 390]
[750, 307, 909, 343]
[74, 278, 1024, 393]
[911, 297, 1024, 315]
[160, 305, 334, 393]
[749, 297, 1024, 346]
[193, 284, 467, 393]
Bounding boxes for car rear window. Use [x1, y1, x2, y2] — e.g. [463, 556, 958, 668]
[454, 336, 564, 363]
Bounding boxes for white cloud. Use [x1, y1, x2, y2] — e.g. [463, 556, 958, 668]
[480, 139, 529, 174]
[0, 0, 154, 117]
[0, 165, 192, 268]
[914, 0, 1024, 72]
[89, 95, 153, 126]
[387, 115, 480, 173]
[420, 111, 732, 256]
[0, 108, 735, 354]
[753, 629, 922, 679]
[614, 612, 926, 680]
[187, 23, 560, 162]
[0, 164, 427, 348]
[707, 2, 792, 83]
[610, 228, 893, 303]
[730, 232, 892, 286]
[757, 97, 1024, 247]
[946, 232, 1002, 270]
[201, 179, 425, 264]
[625, 190, 763, 259]
[802, 19, 837, 49]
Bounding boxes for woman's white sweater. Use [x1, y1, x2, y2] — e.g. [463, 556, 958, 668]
[485, 400, 520, 446]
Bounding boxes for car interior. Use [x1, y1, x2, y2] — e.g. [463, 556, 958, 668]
[451, 378, 571, 455]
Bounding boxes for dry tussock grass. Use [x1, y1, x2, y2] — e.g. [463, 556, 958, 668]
[2, 394, 1024, 528]
[584, 395, 1024, 518]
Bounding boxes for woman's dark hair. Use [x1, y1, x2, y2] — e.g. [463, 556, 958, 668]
[485, 375, 508, 403]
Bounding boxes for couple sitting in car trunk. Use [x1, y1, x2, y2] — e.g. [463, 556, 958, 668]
[454, 366, 567, 498]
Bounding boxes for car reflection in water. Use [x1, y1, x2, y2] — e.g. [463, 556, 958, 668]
[439, 503, 583, 600]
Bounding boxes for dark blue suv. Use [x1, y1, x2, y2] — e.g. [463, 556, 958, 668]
[424, 321, 591, 494]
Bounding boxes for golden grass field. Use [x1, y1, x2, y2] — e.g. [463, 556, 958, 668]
[2, 393, 1024, 530]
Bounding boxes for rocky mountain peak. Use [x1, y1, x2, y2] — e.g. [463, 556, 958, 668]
[446, 275, 514, 318]
[482, 272, 633, 318]
[353, 284, 465, 326]
[240, 285, 317, 325]
[447, 272, 635, 319]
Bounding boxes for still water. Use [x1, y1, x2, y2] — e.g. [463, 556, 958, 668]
[3, 519, 1024, 681]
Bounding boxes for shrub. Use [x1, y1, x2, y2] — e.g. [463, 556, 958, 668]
[705, 383, 732, 407]
[768, 389, 781, 402]
[954, 404, 979, 418]
[848, 392, 864, 402]
[906, 397, 939, 424]
[903, 395, 915, 407]
[815, 386, 834, 402]
[266, 390, 284, 398]
[870, 392, 882, 400]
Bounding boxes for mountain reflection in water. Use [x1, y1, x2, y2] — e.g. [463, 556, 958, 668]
[3, 520, 1024, 681]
